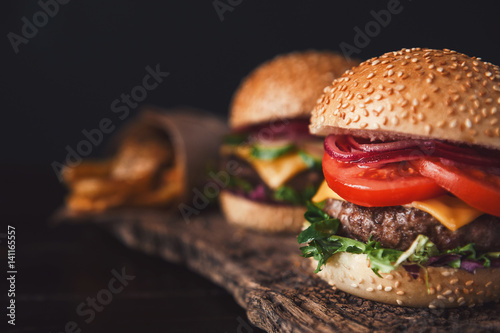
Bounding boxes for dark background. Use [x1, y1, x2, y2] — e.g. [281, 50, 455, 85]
[2, 0, 500, 332]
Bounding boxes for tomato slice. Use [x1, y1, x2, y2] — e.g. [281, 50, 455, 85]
[322, 153, 446, 207]
[417, 159, 500, 217]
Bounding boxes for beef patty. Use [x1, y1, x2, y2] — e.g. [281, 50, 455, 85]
[324, 198, 500, 253]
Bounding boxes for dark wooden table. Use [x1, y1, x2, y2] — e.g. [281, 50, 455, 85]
[1, 165, 264, 333]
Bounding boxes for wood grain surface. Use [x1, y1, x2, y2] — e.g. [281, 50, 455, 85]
[56, 208, 500, 333]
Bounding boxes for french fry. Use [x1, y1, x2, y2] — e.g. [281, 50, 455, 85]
[62, 160, 113, 184]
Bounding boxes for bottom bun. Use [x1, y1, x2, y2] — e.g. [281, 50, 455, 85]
[313, 252, 500, 308]
[219, 190, 305, 233]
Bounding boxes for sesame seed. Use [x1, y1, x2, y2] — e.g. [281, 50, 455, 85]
[443, 289, 453, 296]
[351, 283, 358, 288]
[437, 295, 446, 300]
[465, 280, 474, 286]
[367, 73, 375, 79]
[353, 115, 360, 123]
[486, 281, 493, 287]
[448, 297, 455, 303]
[373, 94, 382, 100]
[395, 84, 405, 91]
[425, 124, 432, 134]
[396, 291, 405, 296]
[371, 60, 380, 66]
[363, 81, 371, 88]
[429, 304, 436, 309]
[384, 286, 392, 292]
[392, 117, 399, 125]
[377, 284, 383, 291]
[465, 118, 472, 128]
[366, 287, 374, 292]
[388, 69, 394, 76]
[396, 300, 404, 306]
[360, 122, 368, 128]
[436, 284, 442, 292]
[411, 58, 418, 63]
[320, 116, 325, 123]
[429, 288, 436, 295]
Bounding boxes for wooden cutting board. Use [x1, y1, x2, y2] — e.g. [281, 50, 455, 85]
[55, 208, 500, 333]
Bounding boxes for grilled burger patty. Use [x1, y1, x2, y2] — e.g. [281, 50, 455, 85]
[324, 198, 500, 253]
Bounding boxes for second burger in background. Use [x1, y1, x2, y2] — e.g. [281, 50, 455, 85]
[219, 51, 360, 233]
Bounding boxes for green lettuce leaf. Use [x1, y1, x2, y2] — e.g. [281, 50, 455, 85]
[274, 185, 318, 206]
[251, 143, 296, 160]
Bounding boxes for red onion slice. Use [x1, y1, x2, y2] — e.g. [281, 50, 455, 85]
[325, 135, 500, 167]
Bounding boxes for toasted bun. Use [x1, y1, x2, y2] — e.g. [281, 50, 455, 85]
[230, 51, 360, 128]
[310, 48, 500, 150]
[219, 190, 305, 233]
[312, 252, 500, 308]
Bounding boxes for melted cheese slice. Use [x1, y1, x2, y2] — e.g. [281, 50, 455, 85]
[220, 144, 309, 190]
[312, 180, 484, 231]
[410, 197, 483, 231]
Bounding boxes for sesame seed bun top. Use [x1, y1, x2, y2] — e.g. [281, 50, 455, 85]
[230, 51, 360, 129]
[310, 48, 500, 150]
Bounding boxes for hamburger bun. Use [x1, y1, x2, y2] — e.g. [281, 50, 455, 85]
[310, 48, 500, 150]
[312, 252, 500, 308]
[231, 51, 360, 128]
[219, 191, 305, 233]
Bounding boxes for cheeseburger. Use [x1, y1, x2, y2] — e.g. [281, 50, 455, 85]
[300, 48, 500, 307]
[219, 51, 359, 232]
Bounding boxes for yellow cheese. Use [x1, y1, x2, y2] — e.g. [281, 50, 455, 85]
[312, 180, 345, 202]
[411, 196, 483, 231]
[220, 144, 309, 189]
[312, 180, 484, 231]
